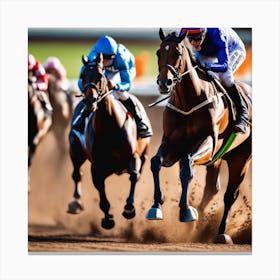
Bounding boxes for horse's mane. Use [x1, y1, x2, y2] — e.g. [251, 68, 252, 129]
[182, 39, 197, 66]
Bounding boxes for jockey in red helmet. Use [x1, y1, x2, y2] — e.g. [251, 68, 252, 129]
[28, 54, 53, 114]
[179, 28, 249, 133]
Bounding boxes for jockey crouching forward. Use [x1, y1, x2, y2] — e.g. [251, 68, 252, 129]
[180, 27, 249, 133]
[28, 54, 53, 116]
[75, 35, 149, 136]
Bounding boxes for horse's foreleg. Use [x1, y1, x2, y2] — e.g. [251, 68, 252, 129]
[198, 159, 222, 212]
[33, 116, 52, 146]
[146, 145, 164, 220]
[123, 154, 141, 219]
[92, 166, 115, 230]
[179, 155, 198, 222]
[67, 136, 86, 214]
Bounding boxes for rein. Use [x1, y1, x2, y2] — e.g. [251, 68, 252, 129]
[158, 39, 219, 116]
[96, 89, 113, 104]
[160, 64, 198, 83]
[84, 83, 114, 112]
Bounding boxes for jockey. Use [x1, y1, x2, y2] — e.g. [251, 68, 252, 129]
[179, 28, 249, 133]
[43, 56, 69, 91]
[28, 54, 53, 114]
[76, 35, 148, 135]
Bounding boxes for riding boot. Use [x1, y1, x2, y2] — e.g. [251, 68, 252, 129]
[120, 97, 149, 133]
[226, 83, 249, 133]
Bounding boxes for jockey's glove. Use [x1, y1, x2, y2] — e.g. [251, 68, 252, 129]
[204, 62, 212, 71]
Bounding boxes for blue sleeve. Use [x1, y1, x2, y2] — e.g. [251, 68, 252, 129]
[206, 31, 229, 72]
[114, 45, 135, 91]
[116, 69, 132, 91]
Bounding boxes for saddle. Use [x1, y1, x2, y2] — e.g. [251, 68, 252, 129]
[196, 66, 250, 125]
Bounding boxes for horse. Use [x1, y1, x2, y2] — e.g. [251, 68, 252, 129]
[47, 73, 75, 155]
[28, 78, 52, 193]
[146, 28, 252, 244]
[67, 53, 152, 229]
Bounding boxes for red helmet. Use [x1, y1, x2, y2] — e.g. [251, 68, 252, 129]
[28, 54, 36, 70]
[181, 28, 206, 34]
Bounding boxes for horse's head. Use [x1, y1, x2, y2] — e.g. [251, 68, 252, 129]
[156, 28, 187, 94]
[81, 53, 108, 111]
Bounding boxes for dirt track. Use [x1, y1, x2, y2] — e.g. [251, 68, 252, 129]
[28, 95, 252, 253]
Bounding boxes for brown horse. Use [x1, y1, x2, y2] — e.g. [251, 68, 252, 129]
[28, 79, 52, 193]
[146, 28, 252, 244]
[47, 73, 75, 155]
[67, 53, 152, 229]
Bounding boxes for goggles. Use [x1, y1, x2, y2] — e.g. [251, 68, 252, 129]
[188, 33, 204, 42]
[103, 54, 115, 60]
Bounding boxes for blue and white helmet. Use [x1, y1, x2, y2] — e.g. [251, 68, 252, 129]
[95, 36, 118, 56]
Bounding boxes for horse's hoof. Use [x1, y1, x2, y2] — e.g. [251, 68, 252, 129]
[179, 206, 198, 222]
[122, 204, 136, 219]
[101, 217, 115, 230]
[146, 206, 163, 220]
[214, 234, 233, 244]
[67, 200, 84, 214]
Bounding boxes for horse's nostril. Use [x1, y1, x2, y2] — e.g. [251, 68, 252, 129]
[157, 79, 161, 85]
[166, 79, 173, 86]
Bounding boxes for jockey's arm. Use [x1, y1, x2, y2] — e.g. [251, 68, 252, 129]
[36, 75, 48, 91]
[205, 46, 229, 73]
[114, 68, 132, 92]
[34, 63, 48, 91]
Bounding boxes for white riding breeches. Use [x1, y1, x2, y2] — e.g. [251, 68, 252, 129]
[195, 44, 246, 87]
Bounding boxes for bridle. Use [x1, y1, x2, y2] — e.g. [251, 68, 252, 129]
[157, 41, 198, 91]
[156, 36, 216, 116]
[83, 63, 113, 111]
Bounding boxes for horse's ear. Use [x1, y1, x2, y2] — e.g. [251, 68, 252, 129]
[96, 52, 103, 63]
[178, 32, 187, 42]
[82, 55, 88, 65]
[159, 28, 166, 41]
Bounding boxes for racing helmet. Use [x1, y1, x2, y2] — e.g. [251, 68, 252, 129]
[180, 28, 207, 40]
[95, 36, 117, 57]
[44, 56, 61, 71]
[28, 54, 36, 70]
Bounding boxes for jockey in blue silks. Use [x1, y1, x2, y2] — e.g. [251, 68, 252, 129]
[179, 28, 249, 133]
[75, 35, 148, 134]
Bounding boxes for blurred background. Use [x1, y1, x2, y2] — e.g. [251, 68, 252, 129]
[28, 28, 252, 84]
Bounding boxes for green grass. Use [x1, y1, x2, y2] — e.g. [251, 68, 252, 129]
[28, 41, 159, 79]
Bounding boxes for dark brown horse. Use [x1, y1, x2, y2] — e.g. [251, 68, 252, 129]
[146, 28, 252, 244]
[67, 53, 152, 229]
[28, 79, 52, 193]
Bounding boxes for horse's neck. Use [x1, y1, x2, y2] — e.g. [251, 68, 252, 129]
[94, 95, 126, 130]
[175, 47, 202, 111]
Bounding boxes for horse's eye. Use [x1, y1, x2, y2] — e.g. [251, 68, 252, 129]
[156, 49, 160, 57]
